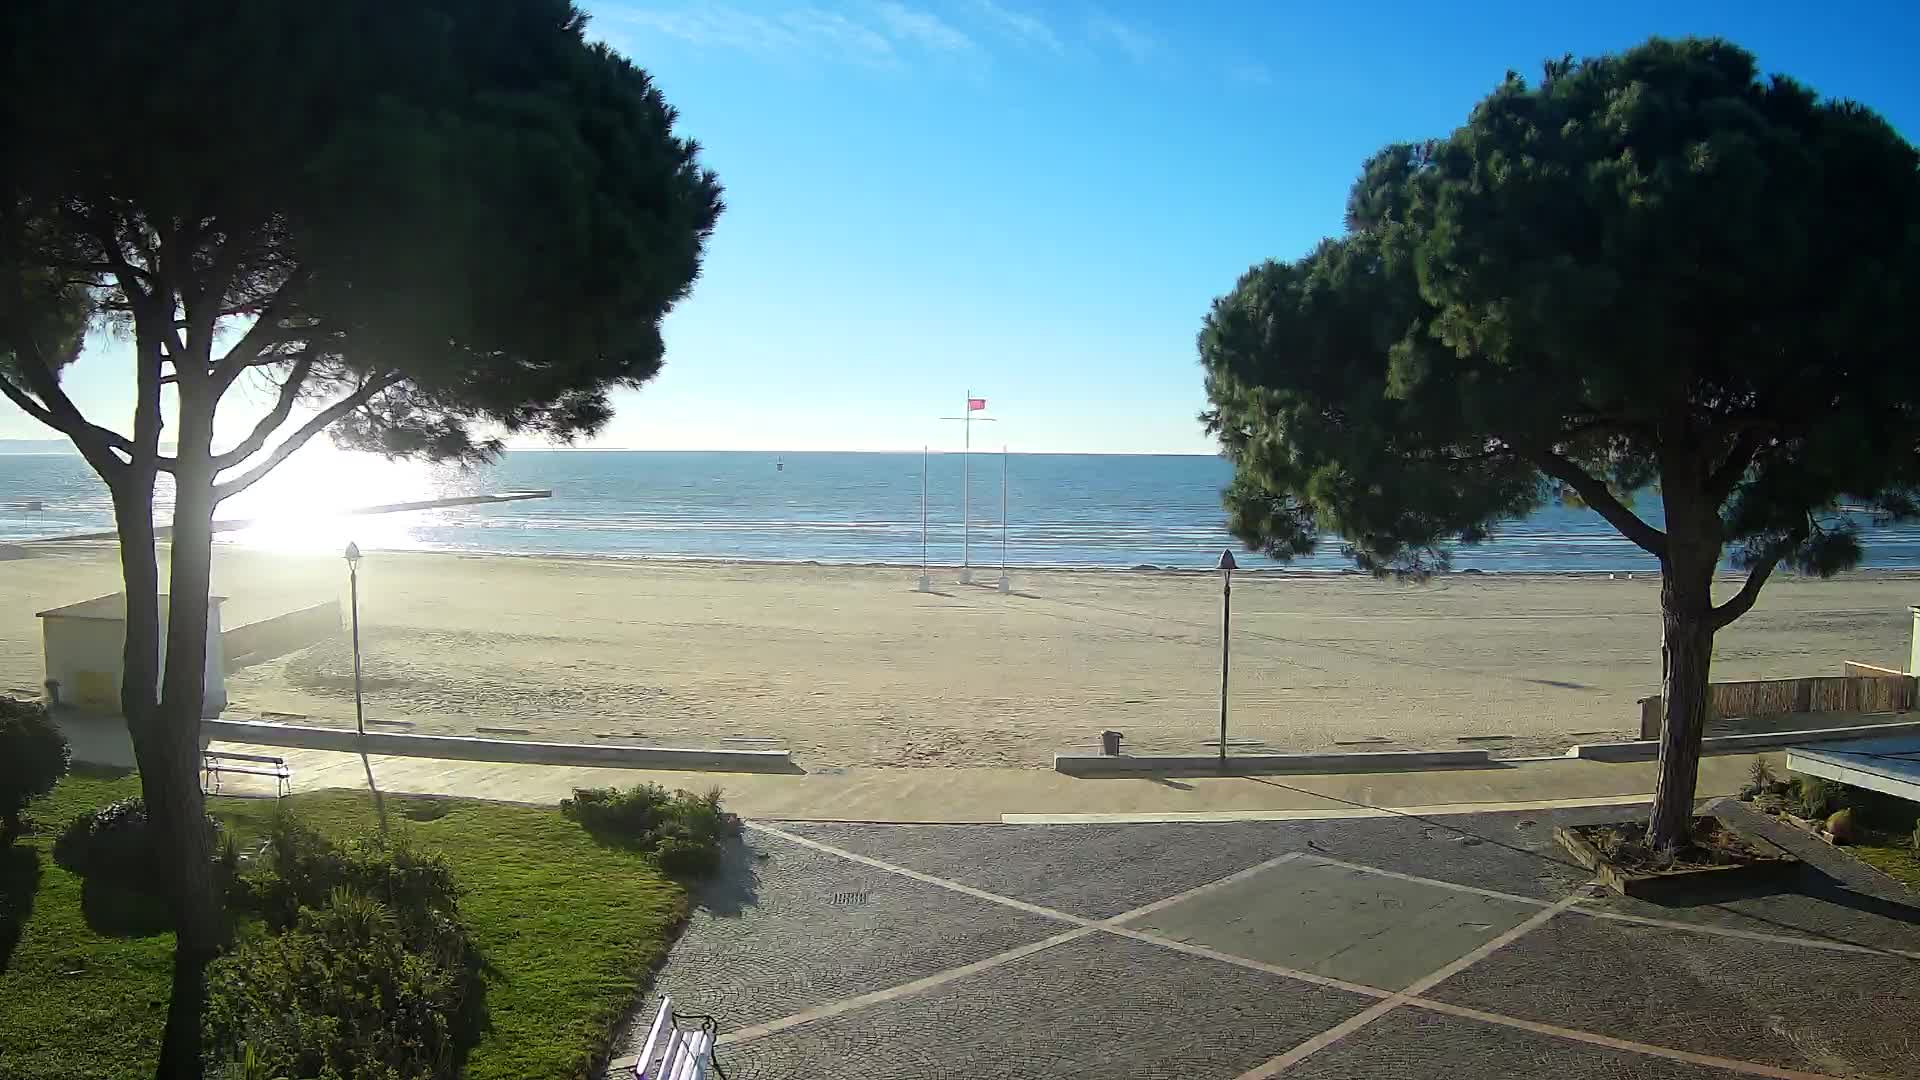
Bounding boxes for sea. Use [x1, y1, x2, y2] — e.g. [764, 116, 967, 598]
[2, 448, 1918, 573]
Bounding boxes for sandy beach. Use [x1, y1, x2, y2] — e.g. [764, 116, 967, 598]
[1, 542, 1910, 768]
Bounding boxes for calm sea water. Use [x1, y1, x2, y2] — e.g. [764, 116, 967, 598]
[2, 448, 1917, 573]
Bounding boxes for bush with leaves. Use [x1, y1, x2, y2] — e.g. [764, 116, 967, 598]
[559, 784, 740, 876]
[52, 797, 228, 886]
[211, 813, 489, 1077]
[0, 695, 69, 839]
[207, 887, 473, 1080]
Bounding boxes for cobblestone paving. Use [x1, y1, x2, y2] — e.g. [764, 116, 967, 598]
[1287, 1007, 1753, 1080]
[611, 830, 1066, 1041]
[609, 803, 1920, 1080]
[1428, 912, 1920, 1078]
[716, 932, 1376, 1080]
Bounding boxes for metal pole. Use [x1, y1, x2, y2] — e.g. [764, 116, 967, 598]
[350, 563, 366, 738]
[918, 446, 931, 592]
[961, 391, 971, 584]
[998, 445, 1010, 593]
[1219, 568, 1231, 770]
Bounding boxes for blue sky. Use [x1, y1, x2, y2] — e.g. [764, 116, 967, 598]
[12, 1, 1920, 454]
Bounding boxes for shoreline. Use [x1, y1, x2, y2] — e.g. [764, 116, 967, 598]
[25, 537, 1920, 582]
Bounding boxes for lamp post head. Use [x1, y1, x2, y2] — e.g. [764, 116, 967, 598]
[345, 542, 362, 568]
[1216, 549, 1238, 573]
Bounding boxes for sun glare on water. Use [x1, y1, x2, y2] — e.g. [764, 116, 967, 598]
[216, 447, 462, 554]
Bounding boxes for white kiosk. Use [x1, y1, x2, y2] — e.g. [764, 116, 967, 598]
[36, 593, 228, 717]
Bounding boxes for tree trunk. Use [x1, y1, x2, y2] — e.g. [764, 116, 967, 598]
[148, 400, 225, 1080]
[1647, 539, 1718, 851]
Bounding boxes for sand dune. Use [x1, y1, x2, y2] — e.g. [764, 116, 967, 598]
[1, 543, 1909, 767]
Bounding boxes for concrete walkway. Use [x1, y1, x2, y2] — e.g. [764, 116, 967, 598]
[204, 741, 1769, 823]
[55, 710, 1768, 823]
[612, 799, 1920, 1079]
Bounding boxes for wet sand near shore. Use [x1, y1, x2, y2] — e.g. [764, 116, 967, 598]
[1, 543, 1910, 768]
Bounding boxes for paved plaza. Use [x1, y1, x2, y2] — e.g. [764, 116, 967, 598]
[611, 799, 1920, 1079]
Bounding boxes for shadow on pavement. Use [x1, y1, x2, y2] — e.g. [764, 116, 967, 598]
[694, 834, 763, 918]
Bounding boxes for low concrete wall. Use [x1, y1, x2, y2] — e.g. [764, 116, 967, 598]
[202, 718, 796, 773]
[1573, 716, 1920, 762]
[1054, 749, 1494, 777]
[222, 601, 340, 669]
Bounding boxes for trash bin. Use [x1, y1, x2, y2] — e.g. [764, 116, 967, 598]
[1100, 730, 1123, 756]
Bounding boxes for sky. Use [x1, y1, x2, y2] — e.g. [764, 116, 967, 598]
[11, 0, 1920, 455]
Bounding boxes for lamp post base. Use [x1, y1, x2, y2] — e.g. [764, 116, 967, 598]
[959, 567, 973, 585]
[997, 573, 1011, 594]
[917, 573, 933, 593]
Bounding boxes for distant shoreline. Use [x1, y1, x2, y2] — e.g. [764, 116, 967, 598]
[24, 537, 1920, 582]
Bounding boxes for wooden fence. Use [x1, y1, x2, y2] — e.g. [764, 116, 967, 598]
[1638, 671, 1917, 739]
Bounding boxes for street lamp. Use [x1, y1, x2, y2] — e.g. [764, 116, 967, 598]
[1216, 548, 1237, 770]
[345, 542, 365, 738]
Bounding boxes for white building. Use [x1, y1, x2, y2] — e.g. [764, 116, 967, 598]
[36, 593, 228, 717]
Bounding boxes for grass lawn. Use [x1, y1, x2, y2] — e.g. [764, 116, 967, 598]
[0, 768, 689, 1080]
[1849, 832, 1920, 889]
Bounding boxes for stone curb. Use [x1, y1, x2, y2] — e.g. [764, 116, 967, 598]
[201, 718, 796, 773]
[1052, 749, 1494, 777]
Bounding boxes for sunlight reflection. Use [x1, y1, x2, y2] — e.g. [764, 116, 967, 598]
[217, 447, 475, 554]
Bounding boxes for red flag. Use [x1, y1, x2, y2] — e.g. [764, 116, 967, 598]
[968, 397, 987, 411]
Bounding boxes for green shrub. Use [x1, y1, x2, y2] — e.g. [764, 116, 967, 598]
[206, 887, 478, 1080]
[52, 797, 224, 886]
[559, 784, 740, 876]
[0, 696, 69, 838]
[221, 812, 490, 1072]
[1791, 774, 1838, 820]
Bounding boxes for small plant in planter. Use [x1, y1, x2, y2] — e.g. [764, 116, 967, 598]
[1555, 816, 1798, 900]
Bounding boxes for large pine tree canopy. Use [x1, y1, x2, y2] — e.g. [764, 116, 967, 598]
[1202, 37, 1920, 600]
[0, 0, 723, 481]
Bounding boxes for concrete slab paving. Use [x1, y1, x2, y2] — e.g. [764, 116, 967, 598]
[1287, 1007, 1754, 1080]
[1121, 858, 1543, 991]
[712, 932, 1378, 1080]
[1426, 913, 1920, 1078]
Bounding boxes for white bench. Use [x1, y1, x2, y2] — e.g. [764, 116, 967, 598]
[630, 996, 714, 1080]
[201, 750, 291, 798]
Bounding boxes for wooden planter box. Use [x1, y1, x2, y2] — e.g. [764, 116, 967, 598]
[1554, 818, 1800, 900]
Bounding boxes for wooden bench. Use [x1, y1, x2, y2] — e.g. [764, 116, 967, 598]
[629, 996, 714, 1080]
[201, 750, 290, 798]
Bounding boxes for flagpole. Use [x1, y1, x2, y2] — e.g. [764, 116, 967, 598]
[918, 445, 931, 592]
[998, 444, 1010, 594]
[961, 389, 972, 584]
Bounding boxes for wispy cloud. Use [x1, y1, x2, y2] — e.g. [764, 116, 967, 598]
[968, 0, 1061, 53]
[876, 2, 976, 53]
[1086, 12, 1156, 63]
[618, 3, 999, 67]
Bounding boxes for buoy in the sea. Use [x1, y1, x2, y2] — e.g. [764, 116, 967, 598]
[776, 457, 784, 472]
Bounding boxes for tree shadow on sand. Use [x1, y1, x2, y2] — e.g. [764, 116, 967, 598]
[0, 844, 42, 972]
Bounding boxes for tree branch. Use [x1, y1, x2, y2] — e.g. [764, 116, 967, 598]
[1529, 450, 1669, 557]
[211, 267, 311, 390]
[1711, 553, 1781, 630]
[213, 373, 401, 501]
[1706, 428, 1764, 500]
[211, 352, 316, 469]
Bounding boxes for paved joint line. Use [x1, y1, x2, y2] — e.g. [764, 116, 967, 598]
[1099, 924, 1395, 1001]
[724, 926, 1098, 1045]
[1104, 851, 1303, 924]
[1303, 853, 1920, 962]
[1571, 902, 1920, 960]
[1404, 999, 1846, 1080]
[748, 823, 1095, 927]
[1235, 894, 1584, 1079]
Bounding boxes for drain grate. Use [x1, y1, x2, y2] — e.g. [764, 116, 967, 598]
[828, 889, 870, 908]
